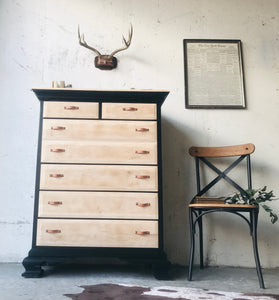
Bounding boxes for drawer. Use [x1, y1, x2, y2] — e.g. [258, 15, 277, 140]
[43, 102, 99, 119]
[40, 164, 158, 191]
[42, 119, 157, 142]
[41, 141, 157, 164]
[36, 219, 158, 248]
[38, 191, 158, 219]
[102, 103, 157, 120]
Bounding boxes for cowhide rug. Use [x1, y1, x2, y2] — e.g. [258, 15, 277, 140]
[64, 283, 279, 300]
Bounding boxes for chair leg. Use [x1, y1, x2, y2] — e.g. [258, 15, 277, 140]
[251, 209, 265, 289]
[198, 210, 204, 269]
[188, 207, 195, 281]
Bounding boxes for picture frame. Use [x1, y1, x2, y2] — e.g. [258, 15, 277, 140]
[183, 39, 246, 109]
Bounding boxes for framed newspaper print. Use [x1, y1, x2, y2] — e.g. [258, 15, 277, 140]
[183, 39, 246, 109]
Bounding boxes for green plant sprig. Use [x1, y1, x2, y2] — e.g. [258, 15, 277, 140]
[224, 186, 278, 224]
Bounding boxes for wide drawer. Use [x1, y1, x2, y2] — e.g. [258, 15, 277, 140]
[102, 103, 157, 120]
[40, 164, 158, 191]
[42, 119, 157, 142]
[43, 102, 99, 119]
[36, 219, 158, 248]
[38, 191, 158, 219]
[41, 141, 157, 164]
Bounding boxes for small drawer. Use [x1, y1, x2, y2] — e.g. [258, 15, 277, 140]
[43, 102, 99, 119]
[40, 164, 158, 191]
[38, 191, 158, 219]
[41, 141, 157, 164]
[102, 103, 157, 120]
[36, 219, 158, 248]
[42, 119, 157, 142]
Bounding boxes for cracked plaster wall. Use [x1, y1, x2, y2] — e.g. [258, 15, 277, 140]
[0, 0, 279, 267]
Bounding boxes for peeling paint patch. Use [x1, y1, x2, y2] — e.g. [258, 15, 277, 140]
[0, 221, 30, 225]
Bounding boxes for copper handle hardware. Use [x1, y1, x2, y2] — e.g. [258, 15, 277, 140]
[135, 175, 150, 179]
[48, 201, 63, 205]
[136, 202, 151, 207]
[135, 231, 150, 235]
[123, 107, 138, 111]
[64, 105, 79, 110]
[135, 150, 150, 154]
[46, 229, 61, 233]
[49, 174, 64, 178]
[50, 148, 65, 153]
[135, 128, 149, 132]
[51, 126, 66, 130]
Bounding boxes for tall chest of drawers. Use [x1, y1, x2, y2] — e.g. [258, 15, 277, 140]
[22, 89, 169, 278]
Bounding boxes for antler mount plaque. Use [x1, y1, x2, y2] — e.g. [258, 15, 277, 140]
[78, 25, 133, 70]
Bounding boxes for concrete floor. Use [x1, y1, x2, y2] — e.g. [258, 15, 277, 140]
[1, 263, 279, 300]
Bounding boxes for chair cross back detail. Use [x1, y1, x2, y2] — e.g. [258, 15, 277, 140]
[187, 143, 265, 289]
[189, 143, 255, 201]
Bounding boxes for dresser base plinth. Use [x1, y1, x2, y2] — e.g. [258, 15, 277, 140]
[21, 247, 171, 279]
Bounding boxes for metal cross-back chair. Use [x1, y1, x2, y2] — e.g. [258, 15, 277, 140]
[187, 143, 265, 288]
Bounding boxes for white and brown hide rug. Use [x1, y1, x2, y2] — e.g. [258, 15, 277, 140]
[64, 283, 279, 300]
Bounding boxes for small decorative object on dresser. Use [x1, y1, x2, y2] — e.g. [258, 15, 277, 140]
[22, 88, 170, 279]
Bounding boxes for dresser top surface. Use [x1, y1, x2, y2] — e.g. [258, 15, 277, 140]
[33, 88, 170, 92]
[32, 88, 169, 104]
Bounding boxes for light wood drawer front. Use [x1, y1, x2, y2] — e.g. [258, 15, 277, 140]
[102, 103, 157, 120]
[36, 219, 158, 248]
[43, 102, 99, 119]
[41, 141, 157, 164]
[42, 119, 157, 142]
[38, 191, 158, 219]
[40, 165, 158, 191]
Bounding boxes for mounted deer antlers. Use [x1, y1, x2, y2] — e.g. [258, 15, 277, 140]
[78, 25, 133, 70]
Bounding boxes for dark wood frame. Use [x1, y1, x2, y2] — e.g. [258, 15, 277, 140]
[183, 39, 246, 109]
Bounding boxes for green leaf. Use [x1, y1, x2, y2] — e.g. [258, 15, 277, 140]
[224, 186, 278, 224]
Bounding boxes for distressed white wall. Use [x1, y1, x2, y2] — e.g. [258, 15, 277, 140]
[0, 0, 278, 267]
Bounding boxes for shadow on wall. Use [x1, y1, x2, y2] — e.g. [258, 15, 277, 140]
[161, 118, 198, 265]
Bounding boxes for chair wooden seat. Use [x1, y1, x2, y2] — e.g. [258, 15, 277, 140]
[189, 203, 258, 208]
[187, 143, 264, 288]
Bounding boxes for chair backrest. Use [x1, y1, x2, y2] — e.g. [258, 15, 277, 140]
[189, 143, 255, 158]
[188, 143, 255, 200]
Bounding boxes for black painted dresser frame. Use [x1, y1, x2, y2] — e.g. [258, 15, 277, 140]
[22, 88, 170, 279]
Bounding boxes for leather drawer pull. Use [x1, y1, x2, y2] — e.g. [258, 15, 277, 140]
[135, 150, 150, 154]
[123, 107, 138, 111]
[50, 148, 65, 152]
[48, 201, 63, 205]
[135, 231, 150, 235]
[135, 175, 150, 179]
[46, 229, 61, 233]
[51, 126, 66, 130]
[64, 105, 79, 110]
[49, 174, 64, 178]
[135, 128, 149, 132]
[136, 202, 151, 207]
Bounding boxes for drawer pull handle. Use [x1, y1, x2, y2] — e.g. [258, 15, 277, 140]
[48, 201, 63, 205]
[50, 148, 65, 153]
[123, 107, 138, 111]
[136, 128, 149, 132]
[49, 174, 64, 178]
[46, 229, 61, 233]
[51, 126, 66, 130]
[135, 175, 150, 179]
[135, 231, 150, 235]
[64, 105, 79, 110]
[136, 202, 151, 207]
[135, 150, 150, 154]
